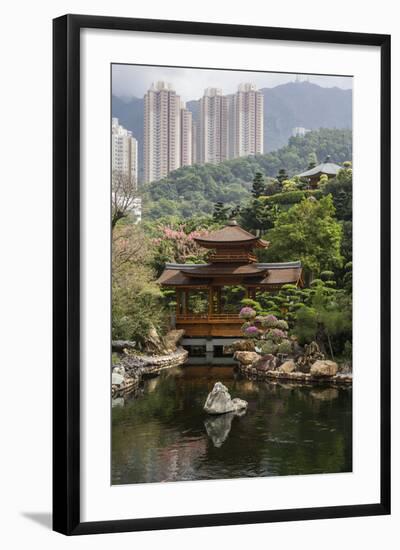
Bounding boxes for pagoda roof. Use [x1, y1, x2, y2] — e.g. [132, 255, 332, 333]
[194, 220, 268, 248]
[297, 156, 342, 178]
[156, 261, 302, 287]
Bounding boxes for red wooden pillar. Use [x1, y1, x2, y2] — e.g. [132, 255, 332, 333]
[176, 289, 180, 316]
[208, 287, 213, 317]
[217, 287, 221, 314]
[184, 289, 189, 316]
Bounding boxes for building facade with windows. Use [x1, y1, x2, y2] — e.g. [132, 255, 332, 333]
[233, 83, 264, 157]
[180, 105, 193, 167]
[111, 117, 138, 188]
[144, 81, 182, 183]
[199, 88, 229, 165]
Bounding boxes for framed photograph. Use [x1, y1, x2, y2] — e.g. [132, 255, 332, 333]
[53, 14, 391, 535]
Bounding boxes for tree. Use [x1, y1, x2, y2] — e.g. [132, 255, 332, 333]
[276, 168, 288, 184]
[239, 198, 280, 234]
[307, 152, 318, 169]
[150, 224, 210, 275]
[321, 165, 352, 221]
[266, 195, 343, 276]
[112, 170, 139, 229]
[293, 283, 352, 358]
[251, 171, 266, 198]
[213, 201, 231, 222]
[112, 225, 167, 346]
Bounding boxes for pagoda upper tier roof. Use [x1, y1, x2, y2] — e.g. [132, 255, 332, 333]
[194, 220, 269, 249]
[156, 261, 303, 287]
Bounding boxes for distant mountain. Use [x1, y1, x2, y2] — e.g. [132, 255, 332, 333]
[261, 82, 352, 151]
[112, 81, 352, 181]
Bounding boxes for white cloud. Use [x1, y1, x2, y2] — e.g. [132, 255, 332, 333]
[112, 64, 352, 101]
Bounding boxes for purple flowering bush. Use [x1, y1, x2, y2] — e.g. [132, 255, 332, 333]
[275, 319, 289, 330]
[239, 306, 257, 320]
[261, 314, 278, 328]
[240, 308, 293, 356]
[244, 325, 260, 337]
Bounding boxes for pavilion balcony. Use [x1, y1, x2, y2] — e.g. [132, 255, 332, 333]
[175, 312, 243, 338]
[176, 313, 242, 321]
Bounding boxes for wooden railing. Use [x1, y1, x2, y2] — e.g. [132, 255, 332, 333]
[176, 313, 241, 321]
[208, 253, 257, 263]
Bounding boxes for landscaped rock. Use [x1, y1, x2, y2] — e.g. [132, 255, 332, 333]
[296, 341, 325, 372]
[339, 362, 352, 375]
[113, 365, 126, 376]
[112, 340, 137, 352]
[278, 360, 296, 374]
[254, 354, 278, 372]
[223, 339, 256, 354]
[144, 325, 165, 354]
[163, 329, 185, 352]
[204, 382, 248, 415]
[310, 360, 338, 378]
[112, 372, 125, 386]
[233, 351, 260, 365]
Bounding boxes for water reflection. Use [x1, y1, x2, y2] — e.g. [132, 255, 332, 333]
[204, 410, 246, 448]
[112, 365, 352, 484]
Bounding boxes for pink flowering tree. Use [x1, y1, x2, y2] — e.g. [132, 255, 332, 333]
[152, 224, 210, 267]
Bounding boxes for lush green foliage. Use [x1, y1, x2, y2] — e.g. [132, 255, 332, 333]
[321, 165, 352, 221]
[240, 276, 352, 359]
[265, 195, 343, 274]
[112, 225, 167, 346]
[143, 129, 352, 220]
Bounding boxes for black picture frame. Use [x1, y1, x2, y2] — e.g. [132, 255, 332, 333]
[53, 14, 391, 535]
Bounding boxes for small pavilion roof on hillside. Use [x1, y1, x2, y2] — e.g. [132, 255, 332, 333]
[296, 156, 342, 179]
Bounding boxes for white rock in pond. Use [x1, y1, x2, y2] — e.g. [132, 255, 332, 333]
[112, 372, 125, 386]
[204, 382, 248, 415]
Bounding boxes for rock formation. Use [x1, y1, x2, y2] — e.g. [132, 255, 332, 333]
[310, 360, 338, 377]
[204, 382, 248, 415]
[233, 351, 260, 365]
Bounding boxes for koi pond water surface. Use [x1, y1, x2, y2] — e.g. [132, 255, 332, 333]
[112, 365, 352, 484]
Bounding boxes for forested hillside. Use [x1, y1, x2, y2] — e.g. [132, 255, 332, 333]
[143, 128, 352, 220]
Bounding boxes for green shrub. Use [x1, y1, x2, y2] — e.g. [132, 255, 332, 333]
[278, 340, 292, 354]
[260, 341, 278, 355]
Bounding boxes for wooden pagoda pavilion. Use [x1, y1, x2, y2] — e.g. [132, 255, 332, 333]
[157, 220, 303, 338]
[296, 155, 342, 187]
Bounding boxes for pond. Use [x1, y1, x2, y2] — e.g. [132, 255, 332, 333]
[112, 365, 352, 485]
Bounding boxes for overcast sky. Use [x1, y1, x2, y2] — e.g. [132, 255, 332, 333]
[112, 64, 353, 102]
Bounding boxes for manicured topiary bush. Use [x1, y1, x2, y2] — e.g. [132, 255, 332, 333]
[239, 306, 257, 320]
[260, 341, 278, 355]
[243, 325, 260, 338]
[278, 340, 292, 355]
